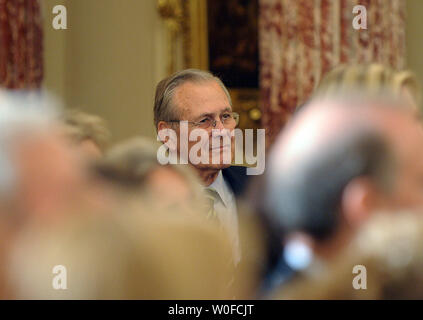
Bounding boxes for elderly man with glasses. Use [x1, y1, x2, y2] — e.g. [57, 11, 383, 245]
[154, 69, 251, 263]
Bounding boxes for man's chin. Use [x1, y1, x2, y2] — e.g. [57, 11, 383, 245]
[191, 162, 231, 171]
[187, 148, 233, 170]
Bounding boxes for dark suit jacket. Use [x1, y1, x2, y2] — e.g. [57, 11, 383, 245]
[221, 165, 251, 198]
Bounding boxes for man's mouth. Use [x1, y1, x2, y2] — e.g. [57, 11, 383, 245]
[210, 144, 231, 151]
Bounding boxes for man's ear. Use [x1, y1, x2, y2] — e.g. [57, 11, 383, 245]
[157, 121, 172, 143]
[157, 121, 178, 151]
[157, 121, 168, 139]
[341, 176, 381, 229]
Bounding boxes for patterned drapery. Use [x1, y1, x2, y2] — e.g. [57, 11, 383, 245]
[0, 0, 43, 89]
[259, 0, 406, 146]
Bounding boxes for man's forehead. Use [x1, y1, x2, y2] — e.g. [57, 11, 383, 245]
[173, 80, 231, 117]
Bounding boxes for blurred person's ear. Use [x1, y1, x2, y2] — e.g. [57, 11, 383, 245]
[341, 176, 383, 228]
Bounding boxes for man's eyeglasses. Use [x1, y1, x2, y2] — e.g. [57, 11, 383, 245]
[166, 112, 239, 130]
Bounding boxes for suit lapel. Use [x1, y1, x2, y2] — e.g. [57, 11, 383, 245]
[222, 166, 248, 197]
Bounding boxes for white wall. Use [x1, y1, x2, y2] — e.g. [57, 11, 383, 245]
[43, 0, 167, 143]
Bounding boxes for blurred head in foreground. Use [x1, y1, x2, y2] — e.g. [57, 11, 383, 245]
[278, 212, 423, 299]
[61, 109, 110, 159]
[0, 91, 90, 226]
[95, 136, 206, 213]
[315, 64, 421, 114]
[93, 138, 266, 297]
[0, 90, 99, 297]
[7, 210, 237, 299]
[264, 90, 423, 272]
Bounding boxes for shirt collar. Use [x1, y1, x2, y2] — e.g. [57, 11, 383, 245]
[208, 170, 229, 207]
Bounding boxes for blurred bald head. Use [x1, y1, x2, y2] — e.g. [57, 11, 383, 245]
[275, 93, 413, 170]
[266, 91, 423, 242]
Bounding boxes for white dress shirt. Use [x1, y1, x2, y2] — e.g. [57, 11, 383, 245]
[207, 170, 241, 264]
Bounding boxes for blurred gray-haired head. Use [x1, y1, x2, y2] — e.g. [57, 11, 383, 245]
[0, 89, 60, 197]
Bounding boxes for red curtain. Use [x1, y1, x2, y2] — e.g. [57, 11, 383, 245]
[0, 0, 43, 89]
[259, 0, 406, 146]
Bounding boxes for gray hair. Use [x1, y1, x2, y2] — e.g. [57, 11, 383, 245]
[153, 69, 232, 131]
[62, 109, 111, 151]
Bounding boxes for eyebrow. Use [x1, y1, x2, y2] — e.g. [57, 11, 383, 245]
[195, 107, 232, 120]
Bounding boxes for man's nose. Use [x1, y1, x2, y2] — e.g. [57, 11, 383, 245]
[211, 127, 231, 139]
[213, 118, 225, 130]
